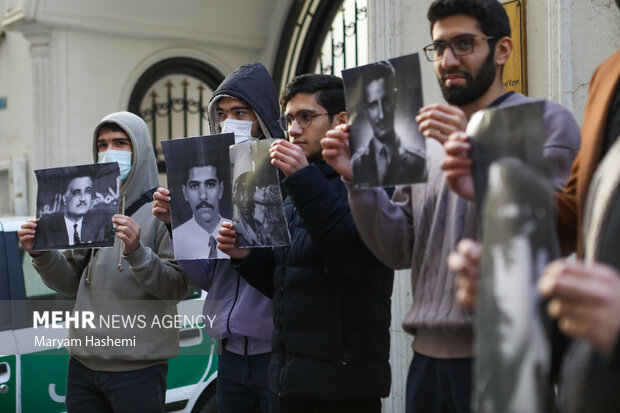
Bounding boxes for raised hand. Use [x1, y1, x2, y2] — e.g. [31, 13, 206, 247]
[113, 214, 141, 255]
[539, 260, 620, 356]
[321, 123, 353, 181]
[415, 103, 467, 144]
[17, 219, 43, 257]
[217, 221, 250, 260]
[442, 131, 475, 201]
[152, 187, 172, 224]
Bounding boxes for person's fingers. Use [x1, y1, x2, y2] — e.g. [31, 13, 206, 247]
[218, 224, 236, 237]
[325, 128, 350, 140]
[153, 190, 170, 202]
[443, 140, 471, 157]
[320, 136, 347, 151]
[442, 156, 472, 171]
[457, 239, 482, 260]
[539, 262, 608, 303]
[557, 314, 591, 339]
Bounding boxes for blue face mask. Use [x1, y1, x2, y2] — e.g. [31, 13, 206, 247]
[98, 150, 133, 182]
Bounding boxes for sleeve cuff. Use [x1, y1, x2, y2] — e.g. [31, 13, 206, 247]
[122, 243, 149, 268]
[31, 251, 56, 266]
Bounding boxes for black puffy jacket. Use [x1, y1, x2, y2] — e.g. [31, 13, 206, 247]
[234, 162, 393, 401]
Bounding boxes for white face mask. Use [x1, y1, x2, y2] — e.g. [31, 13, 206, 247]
[98, 150, 133, 183]
[220, 119, 258, 144]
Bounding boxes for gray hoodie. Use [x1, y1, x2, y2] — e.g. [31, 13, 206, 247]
[33, 111, 189, 371]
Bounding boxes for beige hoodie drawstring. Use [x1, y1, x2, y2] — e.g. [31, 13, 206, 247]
[118, 194, 126, 271]
[85, 248, 95, 285]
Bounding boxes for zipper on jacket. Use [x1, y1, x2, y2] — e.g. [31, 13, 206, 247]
[227, 273, 241, 335]
[244, 336, 248, 356]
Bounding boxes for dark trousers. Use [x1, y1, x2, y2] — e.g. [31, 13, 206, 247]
[217, 348, 277, 413]
[65, 357, 167, 413]
[406, 353, 472, 413]
[280, 397, 381, 413]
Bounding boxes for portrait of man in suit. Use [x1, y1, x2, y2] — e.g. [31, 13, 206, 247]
[351, 60, 426, 187]
[34, 173, 116, 250]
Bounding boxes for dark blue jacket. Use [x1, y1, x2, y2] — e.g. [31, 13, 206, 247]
[234, 162, 393, 400]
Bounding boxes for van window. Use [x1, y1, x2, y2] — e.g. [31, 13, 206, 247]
[20, 246, 57, 299]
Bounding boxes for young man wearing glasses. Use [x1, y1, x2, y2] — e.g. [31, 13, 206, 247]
[322, 0, 580, 411]
[218, 74, 394, 413]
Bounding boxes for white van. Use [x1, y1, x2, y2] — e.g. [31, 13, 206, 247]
[0, 217, 218, 412]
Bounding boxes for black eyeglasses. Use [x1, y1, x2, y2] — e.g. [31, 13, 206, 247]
[423, 36, 494, 62]
[278, 111, 329, 131]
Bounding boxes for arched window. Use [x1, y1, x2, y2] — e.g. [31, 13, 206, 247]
[127, 57, 225, 173]
[273, 0, 368, 92]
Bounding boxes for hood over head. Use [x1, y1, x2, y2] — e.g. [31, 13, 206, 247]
[92, 111, 159, 206]
[208, 63, 284, 140]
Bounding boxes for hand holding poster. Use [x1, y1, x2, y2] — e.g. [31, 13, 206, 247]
[342, 53, 427, 188]
[33, 163, 120, 250]
[161, 133, 234, 260]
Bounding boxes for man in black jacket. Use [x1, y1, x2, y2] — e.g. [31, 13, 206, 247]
[218, 74, 394, 413]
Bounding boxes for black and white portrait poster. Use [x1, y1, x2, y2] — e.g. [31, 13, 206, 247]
[230, 139, 290, 248]
[468, 101, 548, 214]
[162, 133, 234, 260]
[33, 163, 119, 250]
[342, 52, 427, 188]
[475, 158, 557, 413]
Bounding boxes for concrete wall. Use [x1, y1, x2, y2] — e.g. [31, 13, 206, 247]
[0, 0, 290, 216]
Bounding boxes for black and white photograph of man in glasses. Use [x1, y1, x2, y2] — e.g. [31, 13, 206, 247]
[343, 53, 427, 188]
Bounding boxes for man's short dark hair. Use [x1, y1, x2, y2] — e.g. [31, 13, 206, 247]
[280, 74, 345, 119]
[96, 122, 128, 137]
[427, 0, 511, 40]
[182, 158, 221, 186]
[362, 61, 396, 104]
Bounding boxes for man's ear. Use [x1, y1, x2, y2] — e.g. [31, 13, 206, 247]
[181, 185, 189, 202]
[334, 111, 348, 126]
[218, 181, 224, 199]
[494, 36, 513, 67]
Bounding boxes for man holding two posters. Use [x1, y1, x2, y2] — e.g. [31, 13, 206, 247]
[153, 63, 284, 413]
[322, 0, 580, 411]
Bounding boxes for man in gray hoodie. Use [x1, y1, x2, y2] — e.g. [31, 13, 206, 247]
[19, 111, 189, 412]
[153, 62, 284, 413]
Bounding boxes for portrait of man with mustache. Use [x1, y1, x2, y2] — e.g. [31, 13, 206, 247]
[34, 164, 117, 250]
[172, 160, 229, 259]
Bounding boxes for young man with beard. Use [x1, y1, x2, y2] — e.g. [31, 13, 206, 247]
[218, 74, 393, 412]
[321, 0, 580, 411]
[153, 63, 284, 413]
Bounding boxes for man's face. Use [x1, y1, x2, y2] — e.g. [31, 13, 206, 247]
[431, 15, 497, 106]
[285, 92, 337, 163]
[96, 130, 133, 153]
[365, 78, 395, 142]
[216, 97, 261, 138]
[64, 176, 93, 219]
[252, 186, 268, 225]
[490, 233, 532, 362]
[182, 166, 223, 227]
